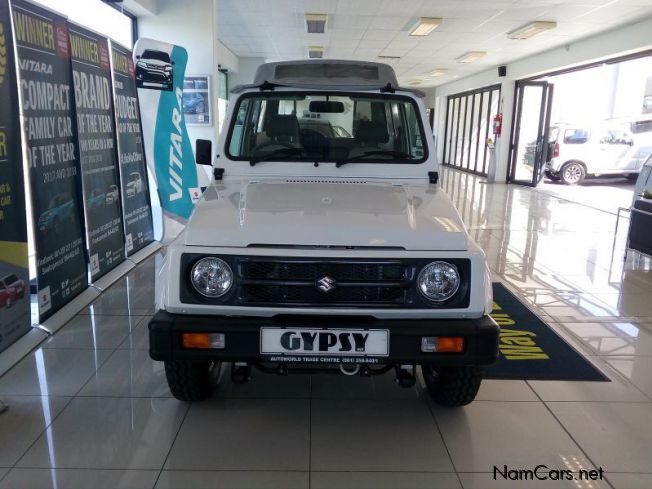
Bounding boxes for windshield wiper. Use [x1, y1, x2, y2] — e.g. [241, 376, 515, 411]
[335, 150, 416, 168]
[249, 147, 303, 166]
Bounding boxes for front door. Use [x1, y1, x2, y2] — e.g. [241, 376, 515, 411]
[509, 81, 554, 186]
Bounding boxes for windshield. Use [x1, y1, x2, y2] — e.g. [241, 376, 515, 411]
[141, 50, 170, 63]
[226, 92, 427, 164]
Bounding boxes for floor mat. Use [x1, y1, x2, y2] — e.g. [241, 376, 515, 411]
[485, 283, 609, 381]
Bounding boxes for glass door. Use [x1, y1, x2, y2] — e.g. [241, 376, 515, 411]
[509, 81, 554, 186]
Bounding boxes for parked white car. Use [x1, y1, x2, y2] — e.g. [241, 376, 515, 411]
[544, 123, 640, 184]
[149, 60, 498, 407]
[105, 185, 119, 205]
[126, 172, 144, 198]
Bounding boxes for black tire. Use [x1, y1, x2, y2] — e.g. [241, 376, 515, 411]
[422, 365, 483, 407]
[164, 360, 221, 402]
[560, 161, 586, 185]
[544, 170, 561, 182]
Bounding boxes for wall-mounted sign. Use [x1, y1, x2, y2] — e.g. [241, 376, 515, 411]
[183, 75, 211, 126]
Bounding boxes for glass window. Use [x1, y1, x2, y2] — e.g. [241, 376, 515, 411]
[563, 129, 590, 144]
[449, 97, 460, 164]
[478, 92, 490, 173]
[445, 98, 454, 163]
[226, 93, 426, 164]
[468, 93, 481, 171]
[33, 0, 134, 47]
[455, 97, 467, 165]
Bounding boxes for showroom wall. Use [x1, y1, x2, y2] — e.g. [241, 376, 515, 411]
[425, 15, 652, 183]
[138, 0, 222, 150]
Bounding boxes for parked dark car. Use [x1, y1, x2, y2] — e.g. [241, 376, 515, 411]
[136, 49, 173, 91]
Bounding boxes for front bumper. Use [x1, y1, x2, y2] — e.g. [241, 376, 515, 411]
[149, 310, 499, 366]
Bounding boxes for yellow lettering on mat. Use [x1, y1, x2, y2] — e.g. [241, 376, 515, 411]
[491, 302, 551, 360]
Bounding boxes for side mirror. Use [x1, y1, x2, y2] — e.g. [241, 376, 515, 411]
[195, 139, 213, 166]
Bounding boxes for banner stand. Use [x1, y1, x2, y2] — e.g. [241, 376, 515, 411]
[93, 260, 136, 292]
[127, 241, 162, 266]
[38, 287, 101, 336]
[0, 328, 49, 377]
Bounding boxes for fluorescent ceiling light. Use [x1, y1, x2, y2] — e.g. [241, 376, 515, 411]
[456, 51, 486, 63]
[428, 68, 448, 77]
[409, 17, 442, 36]
[408, 79, 422, 86]
[308, 46, 324, 59]
[507, 21, 557, 40]
[305, 13, 327, 34]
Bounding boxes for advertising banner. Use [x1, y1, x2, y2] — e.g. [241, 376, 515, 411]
[69, 23, 125, 280]
[111, 42, 154, 255]
[134, 38, 208, 224]
[0, 0, 31, 352]
[12, 0, 88, 321]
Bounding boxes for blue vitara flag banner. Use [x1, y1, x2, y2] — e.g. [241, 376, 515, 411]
[134, 38, 207, 231]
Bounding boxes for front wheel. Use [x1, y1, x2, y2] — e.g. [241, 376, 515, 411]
[164, 360, 221, 402]
[560, 161, 586, 185]
[422, 365, 483, 407]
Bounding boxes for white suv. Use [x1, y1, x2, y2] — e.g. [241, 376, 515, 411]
[149, 61, 498, 407]
[544, 123, 639, 184]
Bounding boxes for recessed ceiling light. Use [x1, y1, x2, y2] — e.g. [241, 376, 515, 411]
[456, 51, 486, 63]
[408, 79, 423, 86]
[308, 46, 324, 58]
[305, 14, 327, 34]
[507, 21, 557, 40]
[428, 68, 448, 77]
[409, 17, 442, 36]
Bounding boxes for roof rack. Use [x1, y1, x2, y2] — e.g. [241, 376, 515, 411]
[231, 60, 425, 97]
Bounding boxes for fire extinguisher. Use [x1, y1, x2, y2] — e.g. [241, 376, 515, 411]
[493, 114, 503, 137]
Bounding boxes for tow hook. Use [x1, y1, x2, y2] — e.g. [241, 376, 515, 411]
[395, 364, 416, 388]
[231, 362, 252, 384]
[339, 364, 361, 376]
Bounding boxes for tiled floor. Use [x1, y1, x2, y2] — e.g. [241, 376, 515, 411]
[1, 169, 651, 488]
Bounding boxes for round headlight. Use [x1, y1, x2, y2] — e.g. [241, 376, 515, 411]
[191, 257, 233, 297]
[417, 261, 460, 302]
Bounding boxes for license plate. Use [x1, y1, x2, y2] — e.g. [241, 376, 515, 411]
[260, 328, 389, 357]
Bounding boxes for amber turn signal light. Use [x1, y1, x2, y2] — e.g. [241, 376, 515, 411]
[421, 336, 465, 353]
[182, 333, 225, 349]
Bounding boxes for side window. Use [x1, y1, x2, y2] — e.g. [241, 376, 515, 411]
[563, 129, 589, 144]
[599, 129, 632, 146]
[405, 103, 423, 158]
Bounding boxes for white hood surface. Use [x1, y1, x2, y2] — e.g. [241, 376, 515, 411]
[184, 179, 469, 251]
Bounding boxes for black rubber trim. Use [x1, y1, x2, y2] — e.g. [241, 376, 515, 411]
[148, 310, 499, 366]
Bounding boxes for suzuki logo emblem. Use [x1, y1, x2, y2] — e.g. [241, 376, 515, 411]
[316, 276, 336, 293]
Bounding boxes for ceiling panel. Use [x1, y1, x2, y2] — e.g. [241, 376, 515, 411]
[218, 0, 652, 87]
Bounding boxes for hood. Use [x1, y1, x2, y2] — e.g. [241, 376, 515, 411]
[184, 179, 468, 251]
